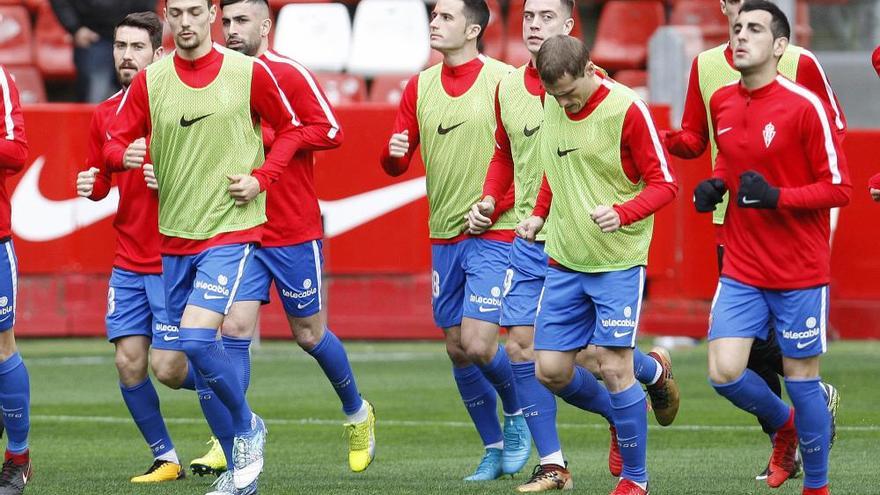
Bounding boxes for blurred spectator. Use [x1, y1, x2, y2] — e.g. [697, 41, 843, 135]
[873, 44, 880, 78]
[49, 0, 157, 102]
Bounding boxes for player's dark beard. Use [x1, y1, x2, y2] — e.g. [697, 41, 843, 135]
[228, 36, 258, 57]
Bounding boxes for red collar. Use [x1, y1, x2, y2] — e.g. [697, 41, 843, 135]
[174, 45, 222, 71]
[441, 56, 484, 78]
[737, 77, 780, 99]
[565, 76, 612, 121]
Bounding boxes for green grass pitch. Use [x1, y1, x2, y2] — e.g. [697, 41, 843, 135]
[19, 339, 880, 494]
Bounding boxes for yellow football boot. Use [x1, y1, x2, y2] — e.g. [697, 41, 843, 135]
[190, 436, 227, 477]
[344, 400, 376, 472]
[130, 459, 185, 483]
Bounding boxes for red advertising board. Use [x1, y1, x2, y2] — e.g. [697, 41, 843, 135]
[10, 104, 880, 339]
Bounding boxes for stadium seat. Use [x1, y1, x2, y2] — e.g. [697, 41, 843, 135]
[369, 74, 412, 104]
[0, 6, 32, 66]
[592, 0, 665, 71]
[503, 1, 584, 66]
[480, 0, 505, 61]
[314, 72, 365, 106]
[34, 3, 76, 79]
[612, 69, 648, 91]
[795, 1, 812, 47]
[670, 0, 729, 48]
[5, 65, 46, 103]
[268, 0, 329, 11]
[274, 3, 351, 72]
[347, 0, 430, 77]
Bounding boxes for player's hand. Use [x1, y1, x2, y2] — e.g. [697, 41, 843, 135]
[515, 215, 545, 242]
[693, 178, 727, 212]
[388, 130, 409, 158]
[227, 174, 261, 205]
[466, 196, 495, 235]
[869, 173, 880, 202]
[591, 205, 621, 233]
[870, 188, 880, 202]
[143, 164, 158, 191]
[123, 137, 147, 169]
[737, 170, 779, 209]
[74, 26, 100, 48]
[76, 167, 99, 197]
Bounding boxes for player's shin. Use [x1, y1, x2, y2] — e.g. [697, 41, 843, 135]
[609, 382, 649, 484]
[452, 364, 503, 446]
[120, 378, 176, 462]
[557, 366, 613, 423]
[0, 353, 28, 454]
[195, 371, 235, 467]
[785, 378, 831, 489]
[306, 329, 363, 416]
[712, 369, 791, 429]
[512, 361, 562, 461]
[478, 345, 521, 415]
[179, 328, 252, 434]
[221, 335, 252, 393]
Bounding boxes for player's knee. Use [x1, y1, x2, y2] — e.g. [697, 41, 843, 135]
[220, 316, 252, 339]
[595, 348, 631, 387]
[505, 334, 534, 363]
[445, 340, 470, 367]
[708, 360, 743, 385]
[291, 318, 324, 351]
[115, 351, 148, 385]
[464, 339, 495, 366]
[535, 362, 568, 392]
[179, 337, 208, 357]
[152, 362, 185, 389]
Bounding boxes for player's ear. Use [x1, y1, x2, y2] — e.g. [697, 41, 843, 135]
[154, 46, 165, 61]
[261, 18, 272, 38]
[719, 0, 727, 16]
[465, 23, 482, 42]
[773, 36, 788, 58]
[562, 17, 574, 35]
[208, 3, 217, 23]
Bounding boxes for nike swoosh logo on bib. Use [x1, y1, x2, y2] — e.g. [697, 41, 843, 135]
[180, 113, 213, 127]
[437, 121, 466, 135]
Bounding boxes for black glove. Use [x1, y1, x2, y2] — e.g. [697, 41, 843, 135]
[737, 171, 779, 209]
[693, 178, 727, 212]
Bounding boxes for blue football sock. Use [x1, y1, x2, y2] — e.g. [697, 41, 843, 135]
[557, 366, 613, 423]
[179, 327, 252, 435]
[194, 371, 234, 465]
[712, 369, 790, 430]
[633, 348, 660, 385]
[453, 364, 503, 446]
[180, 360, 196, 391]
[477, 345, 521, 415]
[0, 353, 29, 453]
[610, 382, 649, 483]
[221, 335, 252, 393]
[120, 377, 174, 458]
[511, 361, 560, 457]
[786, 377, 830, 489]
[306, 329, 363, 416]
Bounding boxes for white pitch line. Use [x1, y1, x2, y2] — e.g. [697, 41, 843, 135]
[30, 414, 880, 433]
[25, 351, 446, 367]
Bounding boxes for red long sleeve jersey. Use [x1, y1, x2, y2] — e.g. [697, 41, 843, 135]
[258, 50, 342, 247]
[711, 77, 851, 290]
[104, 45, 301, 255]
[667, 44, 846, 158]
[379, 57, 515, 243]
[531, 80, 678, 226]
[0, 66, 28, 239]
[86, 90, 161, 274]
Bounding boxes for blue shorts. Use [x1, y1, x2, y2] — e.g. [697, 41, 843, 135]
[431, 238, 510, 329]
[708, 277, 828, 358]
[106, 268, 180, 351]
[162, 243, 255, 326]
[235, 240, 324, 318]
[535, 266, 646, 352]
[0, 240, 17, 332]
[500, 238, 548, 327]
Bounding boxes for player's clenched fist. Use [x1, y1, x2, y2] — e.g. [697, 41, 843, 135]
[466, 196, 495, 235]
[388, 129, 409, 158]
[227, 174, 261, 205]
[123, 137, 147, 169]
[143, 164, 158, 191]
[869, 173, 880, 202]
[591, 205, 620, 233]
[76, 167, 100, 197]
[515, 215, 545, 242]
[693, 178, 726, 212]
[737, 170, 779, 209]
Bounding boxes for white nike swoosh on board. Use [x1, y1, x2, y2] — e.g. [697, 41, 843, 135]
[11, 157, 120, 242]
[11, 157, 427, 242]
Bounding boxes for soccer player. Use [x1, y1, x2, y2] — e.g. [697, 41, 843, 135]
[466, 1, 679, 491]
[380, 0, 532, 481]
[218, 0, 376, 474]
[104, 0, 303, 492]
[75, 11, 191, 484]
[664, 0, 844, 479]
[516, 35, 677, 495]
[0, 65, 31, 495]
[870, 174, 880, 201]
[694, 2, 850, 493]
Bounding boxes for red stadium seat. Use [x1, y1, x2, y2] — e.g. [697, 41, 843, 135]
[0, 6, 32, 66]
[503, 2, 584, 66]
[794, 1, 812, 48]
[34, 3, 75, 79]
[670, 0, 729, 48]
[592, 0, 665, 71]
[4, 65, 46, 103]
[480, 0, 505, 61]
[612, 69, 648, 89]
[369, 74, 411, 104]
[313, 72, 365, 106]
